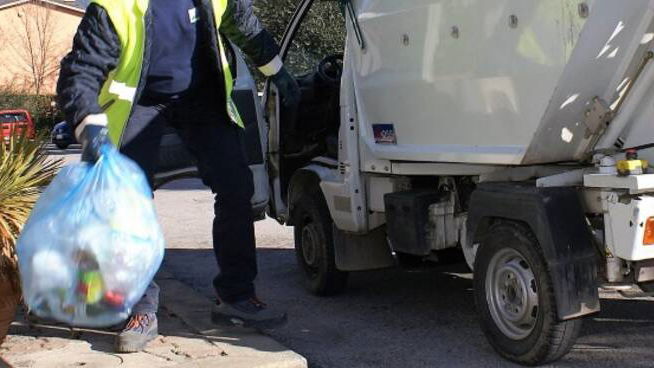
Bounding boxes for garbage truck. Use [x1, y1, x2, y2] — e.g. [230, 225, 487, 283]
[257, 0, 654, 365]
[150, 0, 654, 365]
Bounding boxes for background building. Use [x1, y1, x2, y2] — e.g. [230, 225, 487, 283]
[0, 0, 86, 95]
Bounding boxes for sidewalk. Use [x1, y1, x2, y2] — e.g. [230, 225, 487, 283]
[0, 270, 307, 368]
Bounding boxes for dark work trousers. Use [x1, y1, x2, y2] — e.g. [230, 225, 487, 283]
[124, 91, 257, 314]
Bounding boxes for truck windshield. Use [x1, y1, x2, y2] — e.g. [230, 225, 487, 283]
[0, 113, 27, 123]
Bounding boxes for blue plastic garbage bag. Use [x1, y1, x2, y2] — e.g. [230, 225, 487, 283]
[17, 145, 165, 327]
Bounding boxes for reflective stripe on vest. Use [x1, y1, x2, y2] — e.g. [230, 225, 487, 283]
[211, 0, 244, 128]
[91, 0, 244, 145]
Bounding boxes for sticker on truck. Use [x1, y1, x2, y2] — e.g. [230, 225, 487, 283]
[373, 124, 397, 144]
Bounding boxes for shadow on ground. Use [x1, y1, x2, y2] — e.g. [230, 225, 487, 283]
[6, 247, 654, 367]
[163, 248, 654, 368]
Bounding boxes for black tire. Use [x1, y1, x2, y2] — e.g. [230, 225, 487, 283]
[473, 222, 582, 366]
[55, 143, 69, 150]
[293, 189, 348, 296]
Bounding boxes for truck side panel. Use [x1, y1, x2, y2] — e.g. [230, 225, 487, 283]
[350, 0, 654, 165]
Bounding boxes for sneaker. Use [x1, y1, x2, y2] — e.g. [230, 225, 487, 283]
[211, 297, 287, 329]
[114, 313, 158, 353]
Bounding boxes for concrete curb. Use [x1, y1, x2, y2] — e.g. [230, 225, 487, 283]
[155, 271, 308, 368]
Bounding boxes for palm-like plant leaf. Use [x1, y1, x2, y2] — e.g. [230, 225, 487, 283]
[0, 132, 61, 291]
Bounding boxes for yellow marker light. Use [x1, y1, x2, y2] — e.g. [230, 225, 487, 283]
[644, 217, 654, 245]
[617, 159, 648, 176]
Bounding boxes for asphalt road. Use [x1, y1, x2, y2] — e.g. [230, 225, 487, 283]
[50, 146, 654, 368]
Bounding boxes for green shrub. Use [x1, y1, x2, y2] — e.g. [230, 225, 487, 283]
[0, 133, 61, 291]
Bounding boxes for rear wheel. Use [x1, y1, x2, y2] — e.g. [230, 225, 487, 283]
[473, 222, 582, 365]
[55, 142, 69, 150]
[293, 190, 348, 296]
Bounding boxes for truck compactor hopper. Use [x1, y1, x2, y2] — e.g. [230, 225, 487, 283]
[351, 0, 654, 165]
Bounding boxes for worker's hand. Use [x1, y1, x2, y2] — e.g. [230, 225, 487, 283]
[75, 114, 110, 163]
[271, 66, 301, 109]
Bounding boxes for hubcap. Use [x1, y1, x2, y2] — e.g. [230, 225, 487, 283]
[301, 223, 320, 267]
[485, 248, 539, 340]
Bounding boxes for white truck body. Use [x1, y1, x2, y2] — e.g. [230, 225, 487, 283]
[351, 0, 654, 165]
[263, 0, 654, 364]
[331, 0, 654, 263]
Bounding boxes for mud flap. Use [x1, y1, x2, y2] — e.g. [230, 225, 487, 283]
[467, 183, 600, 320]
[333, 226, 395, 272]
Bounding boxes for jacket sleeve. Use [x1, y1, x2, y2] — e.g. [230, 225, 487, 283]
[56, 4, 120, 128]
[220, 0, 280, 71]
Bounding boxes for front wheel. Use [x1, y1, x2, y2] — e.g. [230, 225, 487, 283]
[293, 190, 348, 296]
[473, 222, 582, 366]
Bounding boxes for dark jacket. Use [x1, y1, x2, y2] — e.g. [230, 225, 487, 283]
[57, 0, 279, 129]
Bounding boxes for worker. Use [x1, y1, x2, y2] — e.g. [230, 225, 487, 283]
[56, 0, 300, 353]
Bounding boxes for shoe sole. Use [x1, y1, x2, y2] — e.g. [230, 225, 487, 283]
[210, 311, 287, 330]
[114, 328, 159, 353]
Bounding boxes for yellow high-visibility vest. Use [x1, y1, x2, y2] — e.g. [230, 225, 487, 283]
[91, 0, 243, 144]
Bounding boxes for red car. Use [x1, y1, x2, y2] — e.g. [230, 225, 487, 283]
[0, 109, 36, 140]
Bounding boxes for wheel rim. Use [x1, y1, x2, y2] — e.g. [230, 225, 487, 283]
[301, 223, 320, 270]
[485, 248, 539, 340]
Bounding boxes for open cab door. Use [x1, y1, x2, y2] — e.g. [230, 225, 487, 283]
[264, 0, 346, 222]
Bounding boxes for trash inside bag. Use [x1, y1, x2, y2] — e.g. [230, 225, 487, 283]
[17, 145, 165, 327]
